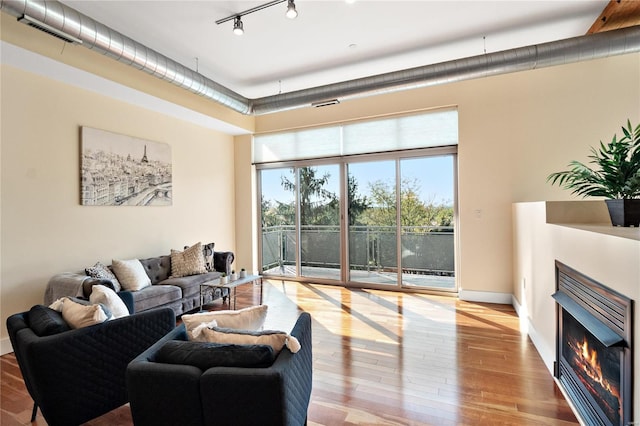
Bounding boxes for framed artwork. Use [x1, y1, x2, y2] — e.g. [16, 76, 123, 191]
[80, 127, 172, 206]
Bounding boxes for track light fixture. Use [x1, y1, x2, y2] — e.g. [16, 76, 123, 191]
[286, 0, 298, 19]
[216, 0, 298, 35]
[233, 16, 244, 36]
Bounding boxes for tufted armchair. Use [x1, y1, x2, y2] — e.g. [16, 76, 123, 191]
[6, 302, 176, 426]
[127, 312, 313, 426]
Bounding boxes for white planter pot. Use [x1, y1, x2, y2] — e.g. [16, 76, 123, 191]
[239, 270, 247, 278]
[219, 276, 228, 284]
[230, 273, 237, 281]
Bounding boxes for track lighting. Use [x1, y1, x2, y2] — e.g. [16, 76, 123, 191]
[233, 16, 244, 36]
[286, 0, 298, 19]
[216, 0, 298, 35]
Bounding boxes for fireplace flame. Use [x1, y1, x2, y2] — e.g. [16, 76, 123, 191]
[573, 338, 620, 400]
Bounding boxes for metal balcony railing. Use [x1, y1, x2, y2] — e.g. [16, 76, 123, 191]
[262, 225, 454, 276]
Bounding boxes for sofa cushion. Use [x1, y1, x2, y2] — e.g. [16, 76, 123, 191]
[28, 305, 71, 336]
[160, 271, 222, 298]
[171, 242, 207, 278]
[112, 259, 151, 291]
[156, 340, 276, 370]
[85, 261, 122, 292]
[130, 285, 181, 313]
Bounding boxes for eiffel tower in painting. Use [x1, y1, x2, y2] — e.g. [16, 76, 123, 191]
[141, 144, 149, 163]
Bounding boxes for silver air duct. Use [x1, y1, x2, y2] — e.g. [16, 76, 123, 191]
[2, 0, 640, 116]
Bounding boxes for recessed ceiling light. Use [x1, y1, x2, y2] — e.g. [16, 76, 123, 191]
[349, 43, 357, 49]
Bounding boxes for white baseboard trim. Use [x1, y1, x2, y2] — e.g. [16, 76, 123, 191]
[458, 289, 512, 304]
[525, 319, 555, 375]
[1, 337, 14, 356]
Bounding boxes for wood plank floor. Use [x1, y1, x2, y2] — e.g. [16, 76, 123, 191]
[1, 280, 578, 425]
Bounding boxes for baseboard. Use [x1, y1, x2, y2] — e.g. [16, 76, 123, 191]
[1, 337, 14, 356]
[457, 289, 512, 304]
[526, 319, 555, 375]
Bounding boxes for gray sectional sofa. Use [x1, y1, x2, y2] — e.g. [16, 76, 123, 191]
[44, 250, 234, 316]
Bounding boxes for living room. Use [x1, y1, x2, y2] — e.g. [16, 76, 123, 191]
[1, 1, 640, 423]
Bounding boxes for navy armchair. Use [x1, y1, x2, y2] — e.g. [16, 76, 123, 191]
[127, 312, 313, 426]
[6, 304, 176, 426]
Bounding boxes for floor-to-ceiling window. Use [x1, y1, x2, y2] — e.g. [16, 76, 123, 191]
[255, 108, 458, 292]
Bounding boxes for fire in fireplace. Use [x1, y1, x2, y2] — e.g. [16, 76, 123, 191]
[564, 312, 622, 424]
[553, 261, 633, 426]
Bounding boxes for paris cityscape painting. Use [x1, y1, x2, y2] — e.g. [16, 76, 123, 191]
[81, 127, 172, 206]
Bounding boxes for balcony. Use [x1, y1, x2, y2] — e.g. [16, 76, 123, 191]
[262, 225, 455, 290]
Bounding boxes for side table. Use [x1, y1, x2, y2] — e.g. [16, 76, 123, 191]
[199, 274, 263, 311]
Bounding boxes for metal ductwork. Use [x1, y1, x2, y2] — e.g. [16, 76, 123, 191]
[2, 0, 640, 116]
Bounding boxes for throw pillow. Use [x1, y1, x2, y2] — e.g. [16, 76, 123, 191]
[28, 305, 71, 336]
[112, 258, 151, 291]
[193, 326, 301, 354]
[171, 242, 207, 278]
[85, 261, 122, 292]
[156, 340, 276, 370]
[182, 305, 268, 339]
[89, 285, 130, 319]
[61, 298, 111, 329]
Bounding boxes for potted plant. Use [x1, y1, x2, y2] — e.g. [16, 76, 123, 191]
[547, 120, 640, 227]
[239, 268, 247, 278]
[219, 273, 228, 284]
[230, 270, 237, 281]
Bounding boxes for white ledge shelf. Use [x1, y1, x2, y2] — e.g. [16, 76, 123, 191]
[545, 200, 640, 241]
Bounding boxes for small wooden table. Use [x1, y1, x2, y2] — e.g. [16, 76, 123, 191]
[199, 274, 263, 311]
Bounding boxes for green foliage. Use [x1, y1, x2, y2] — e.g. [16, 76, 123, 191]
[547, 120, 640, 199]
[361, 178, 453, 228]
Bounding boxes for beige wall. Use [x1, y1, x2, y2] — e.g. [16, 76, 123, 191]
[0, 64, 237, 350]
[244, 53, 640, 300]
[513, 201, 640, 413]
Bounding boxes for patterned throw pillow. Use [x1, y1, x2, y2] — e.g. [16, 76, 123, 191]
[171, 242, 207, 278]
[85, 262, 122, 292]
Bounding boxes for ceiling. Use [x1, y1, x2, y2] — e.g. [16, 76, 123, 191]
[55, 0, 627, 100]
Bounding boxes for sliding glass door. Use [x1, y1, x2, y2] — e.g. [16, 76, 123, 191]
[256, 108, 458, 292]
[259, 151, 456, 292]
[298, 165, 341, 280]
[260, 168, 296, 277]
[347, 160, 398, 286]
[399, 155, 455, 290]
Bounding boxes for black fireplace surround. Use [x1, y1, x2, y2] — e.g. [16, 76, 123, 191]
[553, 261, 633, 426]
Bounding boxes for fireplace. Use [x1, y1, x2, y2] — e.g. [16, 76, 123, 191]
[553, 261, 633, 426]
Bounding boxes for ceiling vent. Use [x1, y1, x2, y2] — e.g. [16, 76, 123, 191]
[18, 14, 83, 45]
[312, 99, 340, 108]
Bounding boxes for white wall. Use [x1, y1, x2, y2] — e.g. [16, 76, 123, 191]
[243, 53, 640, 301]
[513, 201, 640, 416]
[0, 63, 237, 353]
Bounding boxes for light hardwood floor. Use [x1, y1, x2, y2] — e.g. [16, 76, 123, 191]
[1, 280, 577, 425]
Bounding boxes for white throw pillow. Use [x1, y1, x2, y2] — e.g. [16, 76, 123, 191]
[182, 305, 268, 339]
[111, 259, 151, 291]
[90, 285, 130, 319]
[62, 298, 110, 329]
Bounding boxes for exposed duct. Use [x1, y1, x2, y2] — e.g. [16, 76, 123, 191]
[2, 0, 640, 116]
